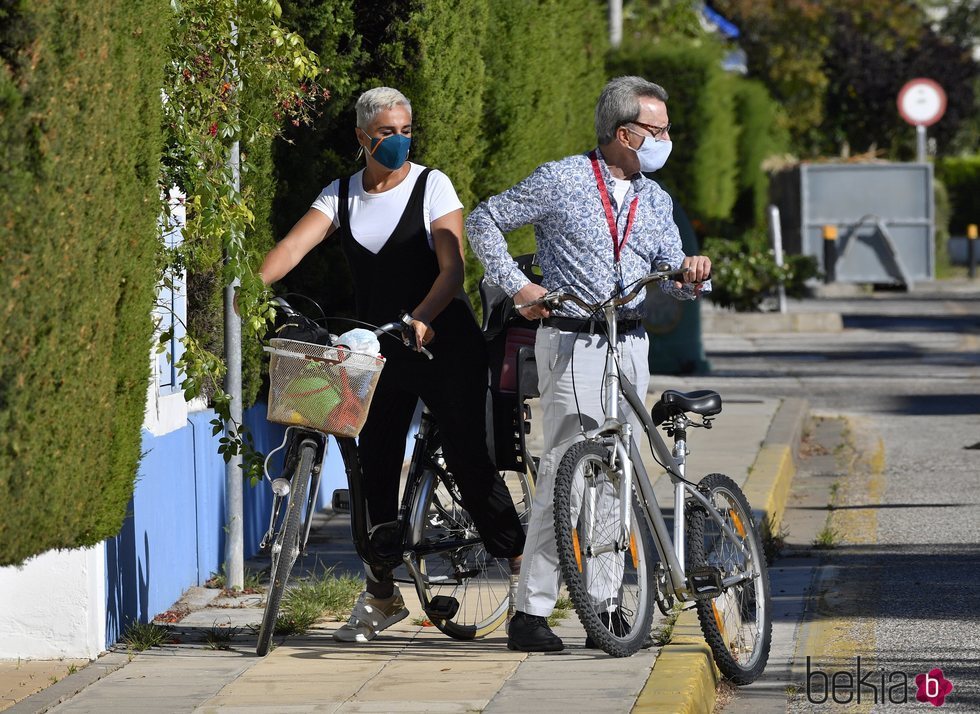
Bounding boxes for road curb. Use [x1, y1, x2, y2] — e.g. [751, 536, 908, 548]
[633, 397, 810, 713]
[6, 652, 131, 714]
[703, 311, 842, 334]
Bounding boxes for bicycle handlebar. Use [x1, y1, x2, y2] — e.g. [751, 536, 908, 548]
[374, 320, 434, 361]
[270, 297, 433, 360]
[515, 266, 692, 314]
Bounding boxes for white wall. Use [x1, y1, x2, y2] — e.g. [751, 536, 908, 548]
[0, 192, 188, 661]
[0, 545, 106, 659]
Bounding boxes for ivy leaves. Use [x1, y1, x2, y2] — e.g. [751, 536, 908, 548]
[158, 0, 327, 480]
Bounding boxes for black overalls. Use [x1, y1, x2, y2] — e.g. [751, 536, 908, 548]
[337, 168, 526, 561]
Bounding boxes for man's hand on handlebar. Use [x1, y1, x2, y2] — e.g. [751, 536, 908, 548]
[514, 282, 551, 320]
[677, 255, 712, 291]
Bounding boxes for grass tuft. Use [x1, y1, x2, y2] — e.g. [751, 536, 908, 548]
[121, 621, 170, 651]
[546, 595, 573, 628]
[205, 566, 265, 594]
[274, 569, 363, 635]
[204, 624, 240, 650]
[812, 524, 839, 549]
[761, 514, 789, 564]
[652, 604, 684, 646]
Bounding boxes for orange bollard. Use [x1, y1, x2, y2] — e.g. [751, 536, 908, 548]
[968, 224, 977, 279]
[822, 225, 838, 283]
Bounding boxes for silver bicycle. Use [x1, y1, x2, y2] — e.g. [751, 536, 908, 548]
[518, 268, 771, 682]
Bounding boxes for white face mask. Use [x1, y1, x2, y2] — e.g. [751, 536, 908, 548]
[632, 135, 672, 173]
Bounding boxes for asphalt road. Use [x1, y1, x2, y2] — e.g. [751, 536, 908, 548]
[658, 281, 980, 713]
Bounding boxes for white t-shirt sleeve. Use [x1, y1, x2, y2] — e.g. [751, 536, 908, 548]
[425, 169, 464, 222]
[310, 179, 341, 227]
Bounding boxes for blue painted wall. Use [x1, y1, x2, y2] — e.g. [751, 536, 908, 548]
[104, 403, 348, 646]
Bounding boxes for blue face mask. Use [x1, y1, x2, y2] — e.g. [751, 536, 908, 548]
[365, 132, 411, 170]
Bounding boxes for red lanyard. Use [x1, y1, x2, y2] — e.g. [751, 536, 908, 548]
[589, 150, 638, 263]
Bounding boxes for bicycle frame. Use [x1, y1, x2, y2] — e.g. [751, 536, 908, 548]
[260, 429, 327, 555]
[578, 302, 753, 603]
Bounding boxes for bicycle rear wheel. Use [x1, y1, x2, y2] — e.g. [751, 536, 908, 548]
[410, 452, 533, 640]
[686, 473, 772, 684]
[554, 440, 656, 657]
[256, 441, 315, 656]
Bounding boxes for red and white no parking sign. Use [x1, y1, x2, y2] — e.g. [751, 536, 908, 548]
[897, 78, 947, 127]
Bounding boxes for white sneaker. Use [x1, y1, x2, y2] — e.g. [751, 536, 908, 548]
[332, 589, 409, 643]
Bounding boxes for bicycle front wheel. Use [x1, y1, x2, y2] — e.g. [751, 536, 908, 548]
[554, 441, 656, 657]
[686, 473, 772, 684]
[256, 441, 315, 656]
[410, 457, 533, 640]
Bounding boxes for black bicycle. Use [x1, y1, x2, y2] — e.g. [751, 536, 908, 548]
[254, 295, 536, 656]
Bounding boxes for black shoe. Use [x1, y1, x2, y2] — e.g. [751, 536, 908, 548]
[507, 611, 564, 652]
[584, 610, 653, 650]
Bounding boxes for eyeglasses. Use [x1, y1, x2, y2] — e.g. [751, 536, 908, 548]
[629, 120, 672, 140]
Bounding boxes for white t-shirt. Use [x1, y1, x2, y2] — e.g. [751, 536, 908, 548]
[310, 163, 464, 253]
[612, 176, 631, 209]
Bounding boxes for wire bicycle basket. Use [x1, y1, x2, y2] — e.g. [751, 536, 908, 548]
[264, 338, 385, 437]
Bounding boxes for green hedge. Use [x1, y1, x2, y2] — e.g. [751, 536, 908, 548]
[0, 0, 170, 566]
[936, 156, 980, 235]
[270, 0, 607, 316]
[608, 41, 739, 223]
[732, 78, 788, 229]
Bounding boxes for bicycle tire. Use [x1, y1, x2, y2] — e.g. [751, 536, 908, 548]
[686, 473, 772, 684]
[409, 443, 534, 640]
[255, 442, 315, 656]
[554, 440, 656, 657]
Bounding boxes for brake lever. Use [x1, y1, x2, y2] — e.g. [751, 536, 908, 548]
[396, 316, 434, 360]
[514, 292, 562, 312]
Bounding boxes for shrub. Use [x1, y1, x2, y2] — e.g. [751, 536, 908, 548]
[608, 40, 739, 223]
[934, 177, 951, 276]
[703, 232, 819, 312]
[731, 78, 789, 229]
[0, 0, 170, 565]
[469, 0, 607, 301]
[936, 155, 980, 236]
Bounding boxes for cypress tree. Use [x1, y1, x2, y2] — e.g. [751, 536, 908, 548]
[0, 0, 170, 565]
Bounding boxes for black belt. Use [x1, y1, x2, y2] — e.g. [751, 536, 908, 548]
[541, 317, 642, 335]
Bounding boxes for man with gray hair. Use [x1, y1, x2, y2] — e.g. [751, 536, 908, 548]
[466, 75, 711, 652]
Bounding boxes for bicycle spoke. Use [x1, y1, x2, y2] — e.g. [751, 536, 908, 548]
[688, 473, 772, 683]
[555, 441, 655, 657]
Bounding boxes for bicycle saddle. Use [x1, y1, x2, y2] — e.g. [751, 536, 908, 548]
[651, 389, 722, 426]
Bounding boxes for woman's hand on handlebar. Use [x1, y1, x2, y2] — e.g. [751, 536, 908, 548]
[514, 282, 551, 320]
[406, 316, 434, 352]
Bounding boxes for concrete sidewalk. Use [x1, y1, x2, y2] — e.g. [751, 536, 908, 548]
[8, 389, 804, 714]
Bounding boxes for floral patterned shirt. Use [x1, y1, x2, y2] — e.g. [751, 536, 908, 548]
[466, 148, 709, 319]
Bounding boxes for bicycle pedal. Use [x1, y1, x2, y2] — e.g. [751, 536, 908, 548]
[331, 489, 351, 513]
[687, 566, 724, 600]
[425, 595, 460, 621]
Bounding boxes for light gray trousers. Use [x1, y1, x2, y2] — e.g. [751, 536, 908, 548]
[515, 325, 650, 617]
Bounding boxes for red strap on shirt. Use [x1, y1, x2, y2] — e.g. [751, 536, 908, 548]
[589, 150, 639, 263]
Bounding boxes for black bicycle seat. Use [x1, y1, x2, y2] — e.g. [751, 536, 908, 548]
[651, 389, 722, 426]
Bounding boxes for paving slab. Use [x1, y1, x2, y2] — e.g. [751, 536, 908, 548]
[14, 388, 785, 714]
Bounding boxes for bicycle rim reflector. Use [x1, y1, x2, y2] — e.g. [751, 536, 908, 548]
[629, 531, 639, 570]
[712, 600, 726, 640]
[572, 530, 584, 572]
[729, 508, 746, 537]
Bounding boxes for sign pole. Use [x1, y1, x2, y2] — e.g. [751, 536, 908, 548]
[916, 125, 927, 163]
